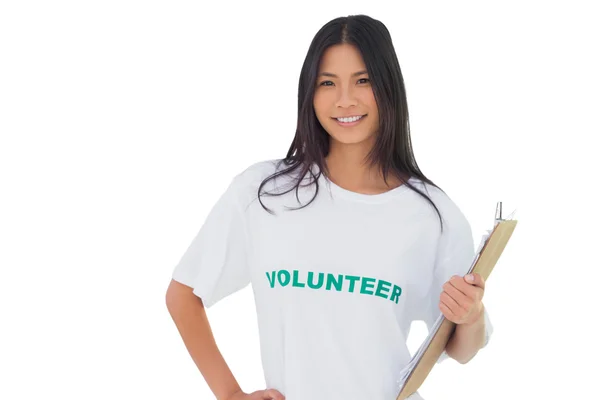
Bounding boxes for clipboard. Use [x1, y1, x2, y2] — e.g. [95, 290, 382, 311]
[396, 202, 518, 400]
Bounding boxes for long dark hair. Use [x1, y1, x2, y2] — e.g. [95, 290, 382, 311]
[256, 14, 446, 232]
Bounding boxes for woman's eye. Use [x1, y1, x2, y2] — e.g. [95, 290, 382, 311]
[318, 78, 369, 87]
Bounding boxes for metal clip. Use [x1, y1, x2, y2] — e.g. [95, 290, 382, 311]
[495, 201, 503, 223]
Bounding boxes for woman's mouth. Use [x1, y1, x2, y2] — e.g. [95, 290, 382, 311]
[332, 114, 366, 127]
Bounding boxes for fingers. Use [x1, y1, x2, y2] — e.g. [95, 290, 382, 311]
[439, 301, 458, 323]
[464, 273, 485, 290]
[262, 389, 285, 400]
[448, 275, 484, 302]
[439, 274, 485, 322]
[440, 289, 467, 316]
[442, 281, 471, 312]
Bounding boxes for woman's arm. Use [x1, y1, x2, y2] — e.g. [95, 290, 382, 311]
[444, 303, 487, 364]
[166, 279, 242, 400]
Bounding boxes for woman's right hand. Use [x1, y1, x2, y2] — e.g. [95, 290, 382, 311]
[226, 388, 285, 400]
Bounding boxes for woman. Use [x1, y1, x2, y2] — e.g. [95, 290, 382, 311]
[166, 14, 493, 400]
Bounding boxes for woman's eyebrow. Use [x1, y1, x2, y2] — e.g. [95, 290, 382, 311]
[318, 70, 368, 78]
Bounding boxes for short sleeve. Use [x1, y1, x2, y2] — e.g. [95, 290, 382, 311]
[419, 198, 494, 363]
[171, 174, 251, 308]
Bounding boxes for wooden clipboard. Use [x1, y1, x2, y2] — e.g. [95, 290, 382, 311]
[396, 206, 518, 400]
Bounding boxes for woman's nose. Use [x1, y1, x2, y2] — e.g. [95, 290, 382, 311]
[335, 87, 358, 108]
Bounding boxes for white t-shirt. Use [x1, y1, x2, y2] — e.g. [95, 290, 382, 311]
[171, 159, 493, 400]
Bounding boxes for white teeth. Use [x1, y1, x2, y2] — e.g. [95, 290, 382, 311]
[337, 115, 363, 123]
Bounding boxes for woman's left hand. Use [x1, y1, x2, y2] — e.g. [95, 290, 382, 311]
[439, 273, 485, 325]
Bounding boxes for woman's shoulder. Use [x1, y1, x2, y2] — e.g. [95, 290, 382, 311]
[232, 158, 285, 186]
[407, 176, 470, 228]
[226, 158, 286, 204]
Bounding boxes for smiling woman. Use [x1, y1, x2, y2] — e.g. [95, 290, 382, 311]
[168, 13, 493, 400]
[255, 14, 446, 216]
[313, 44, 379, 147]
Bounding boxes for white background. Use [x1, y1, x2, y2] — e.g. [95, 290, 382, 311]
[1, 1, 598, 399]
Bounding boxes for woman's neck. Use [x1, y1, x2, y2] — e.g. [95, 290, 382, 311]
[324, 151, 404, 195]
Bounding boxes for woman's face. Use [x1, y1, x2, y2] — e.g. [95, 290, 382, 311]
[313, 43, 379, 147]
